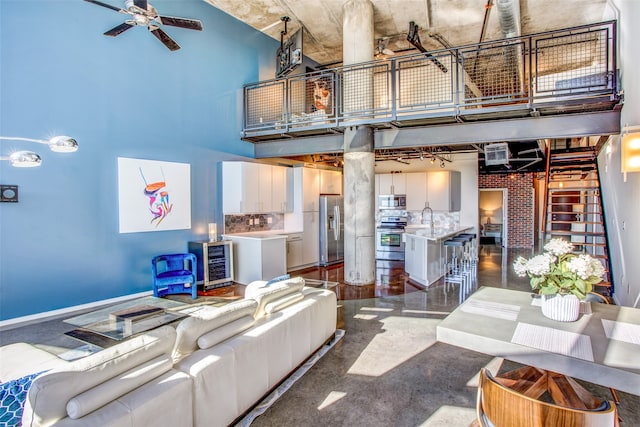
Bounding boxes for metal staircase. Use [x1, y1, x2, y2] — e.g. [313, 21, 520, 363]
[542, 142, 612, 295]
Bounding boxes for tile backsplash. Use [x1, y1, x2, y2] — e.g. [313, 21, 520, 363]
[375, 209, 460, 229]
[406, 210, 460, 229]
[224, 213, 285, 234]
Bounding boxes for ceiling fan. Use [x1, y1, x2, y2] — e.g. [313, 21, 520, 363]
[84, 0, 203, 51]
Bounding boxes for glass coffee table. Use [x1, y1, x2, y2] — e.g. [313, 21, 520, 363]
[64, 296, 235, 344]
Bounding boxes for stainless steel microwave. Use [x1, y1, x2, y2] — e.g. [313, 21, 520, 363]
[378, 194, 406, 210]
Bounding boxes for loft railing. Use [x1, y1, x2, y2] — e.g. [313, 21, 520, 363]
[242, 21, 618, 141]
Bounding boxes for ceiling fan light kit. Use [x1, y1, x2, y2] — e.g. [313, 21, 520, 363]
[84, 0, 203, 51]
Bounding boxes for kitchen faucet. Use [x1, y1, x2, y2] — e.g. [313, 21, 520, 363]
[421, 204, 434, 230]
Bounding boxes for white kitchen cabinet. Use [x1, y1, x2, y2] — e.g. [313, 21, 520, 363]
[405, 234, 426, 285]
[224, 235, 287, 285]
[320, 169, 342, 195]
[271, 165, 292, 213]
[302, 211, 319, 266]
[377, 173, 407, 195]
[427, 170, 461, 212]
[405, 172, 428, 211]
[222, 161, 292, 214]
[286, 234, 303, 271]
[425, 239, 443, 284]
[222, 162, 252, 214]
[293, 167, 320, 212]
[256, 163, 273, 212]
[405, 234, 443, 286]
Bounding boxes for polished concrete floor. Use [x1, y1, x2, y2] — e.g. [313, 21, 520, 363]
[251, 244, 640, 426]
[1, 244, 638, 426]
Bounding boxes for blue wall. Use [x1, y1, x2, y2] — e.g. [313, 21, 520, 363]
[0, 0, 279, 320]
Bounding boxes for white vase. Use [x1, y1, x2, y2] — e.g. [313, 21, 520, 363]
[541, 294, 581, 322]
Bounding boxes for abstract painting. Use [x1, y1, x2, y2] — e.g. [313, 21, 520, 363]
[118, 157, 191, 233]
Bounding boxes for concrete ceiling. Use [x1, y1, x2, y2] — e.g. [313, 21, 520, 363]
[203, 0, 609, 67]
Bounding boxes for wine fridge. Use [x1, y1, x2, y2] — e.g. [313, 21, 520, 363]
[188, 240, 234, 290]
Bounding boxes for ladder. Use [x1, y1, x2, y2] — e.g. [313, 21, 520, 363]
[542, 146, 613, 295]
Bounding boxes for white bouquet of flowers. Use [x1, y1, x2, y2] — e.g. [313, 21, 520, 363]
[513, 238, 605, 299]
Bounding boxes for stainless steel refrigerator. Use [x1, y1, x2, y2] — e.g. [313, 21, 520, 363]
[319, 195, 344, 266]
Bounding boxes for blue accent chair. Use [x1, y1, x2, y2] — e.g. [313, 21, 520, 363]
[151, 253, 198, 299]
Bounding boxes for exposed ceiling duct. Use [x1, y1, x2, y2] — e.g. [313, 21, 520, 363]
[496, 0, 521, 38]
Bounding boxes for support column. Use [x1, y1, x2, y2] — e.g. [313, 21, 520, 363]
[342, 0, 375, 285]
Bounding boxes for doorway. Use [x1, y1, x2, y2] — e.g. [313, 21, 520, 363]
[479, 189, 507, 246]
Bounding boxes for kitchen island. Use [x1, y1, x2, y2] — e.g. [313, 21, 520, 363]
[222, 231, 291, 285]
[403, 226, 474, 287]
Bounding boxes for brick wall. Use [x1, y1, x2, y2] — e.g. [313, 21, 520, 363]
[478, 173, 535, 248]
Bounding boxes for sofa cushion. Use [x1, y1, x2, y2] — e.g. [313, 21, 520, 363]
[0, 343, 69, 383]
[65, 354, 173, 419]
[245, 276, 305, 318]
[196, 315, 256, 349]
[172, 299, 258, 362]
[264, 292, 305, 314]
[23, 325, 176, 426]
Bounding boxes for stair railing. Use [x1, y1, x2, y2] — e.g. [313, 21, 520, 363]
[594, 158, 615, 293]
[540, 140, 552, 237]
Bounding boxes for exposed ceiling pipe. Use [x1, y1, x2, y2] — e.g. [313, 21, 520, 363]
[425, 0, 433, 30]
[407, 21, 448, 73]
[495, 0, 524, 94]
[496, 0, 520, 38]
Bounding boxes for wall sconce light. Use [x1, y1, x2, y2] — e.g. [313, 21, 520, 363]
[0, 135, 78, 167]
[621, 129, 640, 177]
[0, 151, 42, 168]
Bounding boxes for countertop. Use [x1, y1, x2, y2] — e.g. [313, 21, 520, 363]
[403, 225, 474, 241]
[222, 229, 302, 240]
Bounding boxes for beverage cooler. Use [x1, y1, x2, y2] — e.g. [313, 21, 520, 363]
[188, 240, 234, 290]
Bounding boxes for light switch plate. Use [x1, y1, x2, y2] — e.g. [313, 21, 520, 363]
[0, 185, 18, 202]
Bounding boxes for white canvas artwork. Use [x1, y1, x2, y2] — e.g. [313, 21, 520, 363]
[118, 157, 191, 233]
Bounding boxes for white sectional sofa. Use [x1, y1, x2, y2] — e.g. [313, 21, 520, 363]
[175, 278, 337, 427]
[0, 277, 337, 427]
[1, 326, 193, 427]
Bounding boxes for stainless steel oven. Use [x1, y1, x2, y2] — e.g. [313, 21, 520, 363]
[375, 216, 407, 261]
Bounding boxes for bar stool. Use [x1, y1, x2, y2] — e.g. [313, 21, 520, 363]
[443, 239, 467, 303]
[452, 235, 474, 296]
[456, 233, 478, 282]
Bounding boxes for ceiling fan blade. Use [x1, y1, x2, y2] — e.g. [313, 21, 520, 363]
[104, 22, 134, 37]
[133, 0, 148, 10]
[83, 0, 127, 13]
[158, 16, 203, 31]
[149, 26, 180, 51]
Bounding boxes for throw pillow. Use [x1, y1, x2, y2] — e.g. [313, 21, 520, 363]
[265, 274, 290, 286]
[0, 371, 46, 426]
[172, 300, 258, 363]
[245, 276, 305, 318]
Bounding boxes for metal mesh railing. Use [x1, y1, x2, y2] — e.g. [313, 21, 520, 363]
[339, 61, 392, 121]
[242, 21, 617, 137]
[396, 52, 456, 113]
[461, 40, 528, 106]
[534, 26, 613, 95]
[244, 80, 286, 131]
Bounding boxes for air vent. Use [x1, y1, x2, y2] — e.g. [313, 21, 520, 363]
[485, 143, 510, 166]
